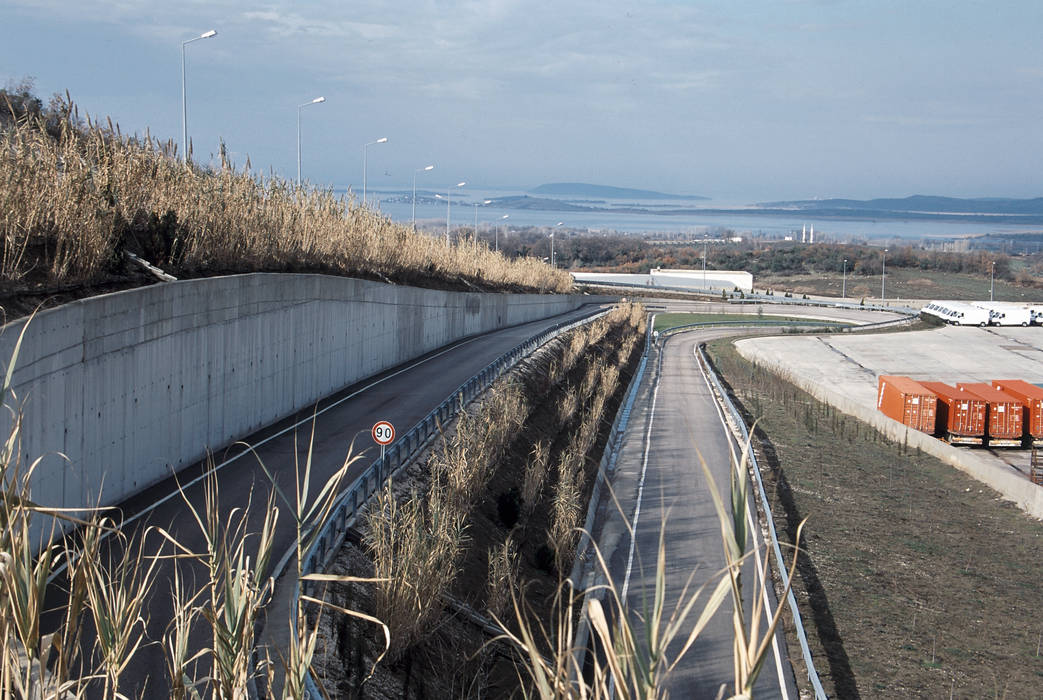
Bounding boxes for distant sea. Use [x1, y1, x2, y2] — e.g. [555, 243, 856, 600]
[365, 187, 1041, 245]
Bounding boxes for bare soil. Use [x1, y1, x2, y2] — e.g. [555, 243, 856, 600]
[706, 339, 1043, 699]
[306, 319, 644, 698]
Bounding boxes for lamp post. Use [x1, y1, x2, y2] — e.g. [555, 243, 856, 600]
[496, 214, 508, 252]
[881, 248, 887, 301]
[473, 200, 492, 241]
[362, 137, 388, 207]
[297, 96, 325, 186]
[412, 164, 434, 231]
[990, 261, 995, 301]
[180, 29, 217, 163]
[445, 181, 466, 244]
[842, 258, 847, 299]
[551, 222, 563, 267]
[702, 240, 707, 289]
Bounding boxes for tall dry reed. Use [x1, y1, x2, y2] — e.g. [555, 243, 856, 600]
[365, 481, 465, 661]
[0, 113, 572, 293]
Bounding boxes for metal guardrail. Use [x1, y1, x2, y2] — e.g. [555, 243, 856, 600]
[297, 307, 609, 697]
[659, 319, 850, 337]
[698, 344, 829, 700]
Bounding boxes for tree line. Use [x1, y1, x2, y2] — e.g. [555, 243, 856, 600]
[484, 229, 1022, 281]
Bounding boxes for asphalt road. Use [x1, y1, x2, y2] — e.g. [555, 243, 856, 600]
[590, 300, 900, 697]
[56, 296, 894, 696]
[56, 303, 606, 698]
[599, 327, 796, 698]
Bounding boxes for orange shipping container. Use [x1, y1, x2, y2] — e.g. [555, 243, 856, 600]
[956, 383, 1024, 446]
[919, 382, 986, 445]
[991, 379, 1043, 445]
[877, 375, 937, 433]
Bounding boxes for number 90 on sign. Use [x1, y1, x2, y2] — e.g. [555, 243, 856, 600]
[371, 420, 395, 446]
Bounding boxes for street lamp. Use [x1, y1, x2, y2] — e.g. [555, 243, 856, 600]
[702, 240, 707, 289]
[362, 137, 388, 207]
[881, 248, 887, 301]
[412, 164, 434, 231]
[445, 181, 466, 244]
[990, 261, 995, 301]
[473, 200, 492, 241]
[551, 222, 563, 267]
[496, 214, 508, 252]
[180, 29, 217, 163]
[297, 96, 326, 186]
[842, 258, 847, 299]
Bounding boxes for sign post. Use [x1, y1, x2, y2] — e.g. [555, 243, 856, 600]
[371, 420, 395, 474]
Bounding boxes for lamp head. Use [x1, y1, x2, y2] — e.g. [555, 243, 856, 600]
[201, 30, 217, 39]
[312, 96, 326, 104]
[376, 137, 388, 144]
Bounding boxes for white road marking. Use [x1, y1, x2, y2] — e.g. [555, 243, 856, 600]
[620, 329, 662, 603]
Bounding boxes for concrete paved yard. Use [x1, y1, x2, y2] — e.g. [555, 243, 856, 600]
[737, 325, 1043, 410]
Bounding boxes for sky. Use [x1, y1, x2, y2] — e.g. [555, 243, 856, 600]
[3, 0, 1043, 203]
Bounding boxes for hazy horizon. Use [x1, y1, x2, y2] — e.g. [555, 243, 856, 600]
[4, 1, 1042, 203]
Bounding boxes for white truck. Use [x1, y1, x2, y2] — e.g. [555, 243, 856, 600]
[941, 301, 992, 327]
[972, 302, 1033, 326]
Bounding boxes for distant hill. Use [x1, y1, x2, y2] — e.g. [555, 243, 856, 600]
[530, 182, 706, 200]
[486, 195, 595, 212]
[760, 194, 1043, 216]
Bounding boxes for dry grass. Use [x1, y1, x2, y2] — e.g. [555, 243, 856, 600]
[0, 316, 384, 698]
[365, 482, 465, 662]
[522, 442, 551, 518]
[0, 113, 572, 293]
[0, 302, 651, 697]
[485, 535, 520, 623]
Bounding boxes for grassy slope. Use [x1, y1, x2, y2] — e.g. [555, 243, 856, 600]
[754, 268, 1039, 302]
[706, 338, 1043, 698]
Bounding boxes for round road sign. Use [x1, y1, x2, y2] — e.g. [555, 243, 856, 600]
[371, 420, 395, 446]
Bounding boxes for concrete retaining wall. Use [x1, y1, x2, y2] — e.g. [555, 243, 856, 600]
[0, 274, 597, 527]
[735, 340, 1043, 520]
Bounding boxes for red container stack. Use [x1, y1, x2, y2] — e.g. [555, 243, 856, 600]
[877, 376, 937, 433]
[956, 383, 1024, 447]
[919, 382, 986, 445]
[991, 379, 1043, 447]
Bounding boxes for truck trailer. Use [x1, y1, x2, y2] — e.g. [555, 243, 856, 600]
[991, 379, 1043, 446]
[956, 383, 1025, 447]
[919, 381, 986, 445]
[877, 375, 937, 433]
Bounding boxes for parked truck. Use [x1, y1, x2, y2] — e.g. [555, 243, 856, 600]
[972, 302, 1033, 327]
[991, 379, 1043, 446]
[956, 383, 1025, 447]
[877, 375, 937, 433]
[919, 381, 986, 445]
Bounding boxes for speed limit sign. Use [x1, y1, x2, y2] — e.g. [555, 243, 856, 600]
[371, 420, 395, 446]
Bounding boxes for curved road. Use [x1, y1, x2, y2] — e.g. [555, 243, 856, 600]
[592, 301, 902, 697]
[60, 303, 608, 697]
[64, 296, 898, 696]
